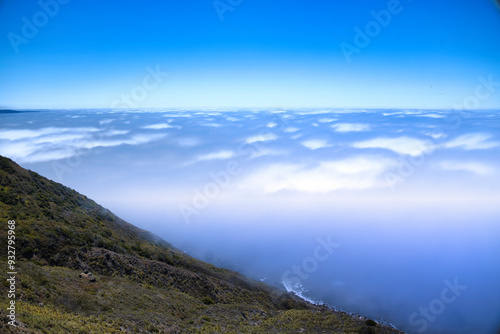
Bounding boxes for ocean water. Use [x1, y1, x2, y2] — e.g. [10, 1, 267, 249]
[1, 108, 499, 333]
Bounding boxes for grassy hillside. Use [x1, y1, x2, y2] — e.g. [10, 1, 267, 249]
[0, 155, 404, 333]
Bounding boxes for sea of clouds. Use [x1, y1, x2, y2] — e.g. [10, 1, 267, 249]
[1, 108, 499, 333]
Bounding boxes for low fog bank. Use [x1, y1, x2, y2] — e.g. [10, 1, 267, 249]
[127, 199, 500, 334]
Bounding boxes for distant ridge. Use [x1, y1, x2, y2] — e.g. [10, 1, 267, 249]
[0, 155, 404, 333]
[0, 110, 45, 114]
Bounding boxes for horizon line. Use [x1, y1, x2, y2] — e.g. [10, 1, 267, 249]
[1, 107, 499, 112]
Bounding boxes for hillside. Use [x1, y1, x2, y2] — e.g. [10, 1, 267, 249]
[0, 155, 404, 333]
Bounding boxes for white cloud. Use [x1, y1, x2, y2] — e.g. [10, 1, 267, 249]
[438, 161, 495, 176]
[197, 150, 235, 162]
[142, 123, 173, 130]
[0, 127, 166, 163]
[0, 127, 99, 140]
[99, 119, 114, 125]
[246, 133, 278, 144]
[249, 148, 287, 159]
[402, 110, 423, 115]
[442, 133, 499, 150]
[0, 141, 39, 160]
[175, 138, 201, 147]
[423, 131, 446, 140]
[296, 110, 332, 115]
[301, 139, 330, 150]
[103, 130, 130, 136]
[382, 111, 421, 116]
[332, 123, 371, 133]
[284, 127, 300, 133]
[318, 118, 337, 123]
[416, 113, 445, 119]
[123, 134, 167, 146]
[74, 133, 168, 150]
[163, 114, 190, 118]
[22, 150, 78, 163]
[30, 133, 88, 144]
[352, 136, 434, 157]
[266, 122, 277, 128]
[238, 156, 397, 193]
[0, 142, 80, 164]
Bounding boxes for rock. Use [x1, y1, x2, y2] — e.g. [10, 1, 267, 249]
[79, 271, 97, 282]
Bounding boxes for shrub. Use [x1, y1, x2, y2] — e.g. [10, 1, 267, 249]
[201, 296, 214, 305]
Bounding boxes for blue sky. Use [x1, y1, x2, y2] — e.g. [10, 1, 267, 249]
[1, 0, 500, 109]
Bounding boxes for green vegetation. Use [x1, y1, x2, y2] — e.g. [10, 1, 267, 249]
[0, 155, 405, 333]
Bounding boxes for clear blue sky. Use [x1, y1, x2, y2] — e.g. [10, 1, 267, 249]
[1, 0, 500, 109]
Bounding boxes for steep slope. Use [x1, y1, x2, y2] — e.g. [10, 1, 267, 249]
[0, 155, 404, 333]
